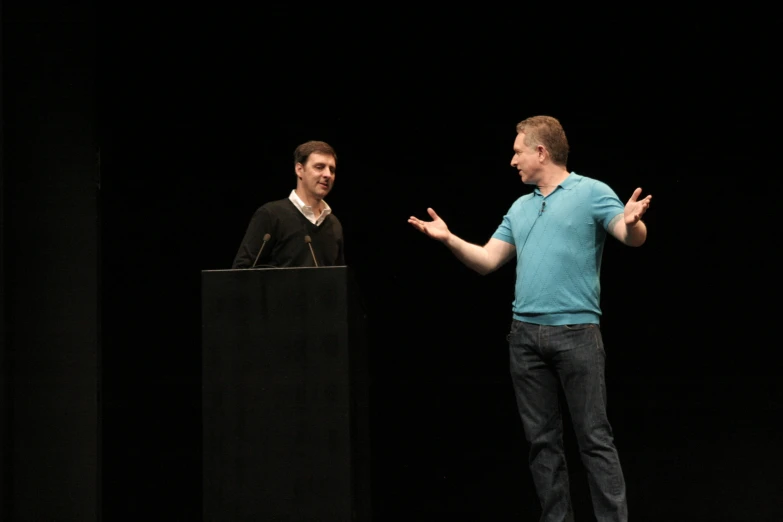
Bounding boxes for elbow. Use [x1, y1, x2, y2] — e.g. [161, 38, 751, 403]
[626, 235, 646, 247]
[475, 264, 497, 276]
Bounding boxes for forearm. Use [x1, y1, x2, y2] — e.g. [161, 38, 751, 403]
[443, 234, 498, 275]
[622, 220, 647, 247]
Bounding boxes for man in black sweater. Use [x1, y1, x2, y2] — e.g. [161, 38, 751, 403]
[232, 141, 345, 268]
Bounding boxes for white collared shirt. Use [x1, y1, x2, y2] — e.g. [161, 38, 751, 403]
[289, 190, 332, 226]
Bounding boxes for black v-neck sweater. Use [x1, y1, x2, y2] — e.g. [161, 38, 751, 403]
[232, 198, 344, 268]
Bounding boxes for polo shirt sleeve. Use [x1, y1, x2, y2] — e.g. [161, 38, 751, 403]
[492, 206, 516, 246]
[591, 180, 625, 231]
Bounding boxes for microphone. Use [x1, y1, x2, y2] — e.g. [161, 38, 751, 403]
[304, 235, 319, 267]
[251, 233, 271, 268]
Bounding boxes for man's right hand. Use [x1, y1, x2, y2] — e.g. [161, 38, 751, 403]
[408, 207, 515, 275]
[408, 208, 451, 243]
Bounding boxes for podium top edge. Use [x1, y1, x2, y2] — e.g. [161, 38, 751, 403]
[201, 265, 349, 273]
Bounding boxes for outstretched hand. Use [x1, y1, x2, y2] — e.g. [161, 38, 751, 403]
[408, 208, 451, 242]
[624, 188, 652, 226]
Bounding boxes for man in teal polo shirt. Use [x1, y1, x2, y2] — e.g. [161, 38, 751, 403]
[408, 115, 651, 522]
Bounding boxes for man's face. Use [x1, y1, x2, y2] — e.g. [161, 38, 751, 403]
[510, 132, 541, 184]
[296, 152, 336, 202]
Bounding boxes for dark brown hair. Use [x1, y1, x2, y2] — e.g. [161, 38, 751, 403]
[293, 141, 337, 166]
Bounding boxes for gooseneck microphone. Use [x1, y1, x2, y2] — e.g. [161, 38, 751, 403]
[303, 235, 319, 267]
[251, 233, 271, 268]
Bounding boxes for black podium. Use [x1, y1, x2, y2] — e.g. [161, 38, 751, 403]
[201, 267, 371, 522]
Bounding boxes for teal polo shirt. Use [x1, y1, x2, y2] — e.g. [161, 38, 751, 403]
[491, 172, 625, 325]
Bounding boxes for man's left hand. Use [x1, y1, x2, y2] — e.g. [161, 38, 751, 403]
[624, 187, 652, 226]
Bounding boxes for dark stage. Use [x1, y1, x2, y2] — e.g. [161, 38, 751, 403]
[2, 2, 777, 521]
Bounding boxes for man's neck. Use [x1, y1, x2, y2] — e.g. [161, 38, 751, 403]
[294, 189, 324, 215]
[536, 167, 570, 197]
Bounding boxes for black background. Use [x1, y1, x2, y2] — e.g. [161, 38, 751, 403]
[4, 2, 778, 521]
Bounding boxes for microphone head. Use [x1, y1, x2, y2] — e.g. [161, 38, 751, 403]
[304, 235, 312, 244]
[263, 233, 271, 241]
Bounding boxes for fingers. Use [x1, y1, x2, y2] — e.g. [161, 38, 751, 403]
[627, 189, 652, 222]
[408, 208, 442, 235]
[631, 188, 653, 204]
[634, 199, 651, 221]
[408, 216, 428, 234]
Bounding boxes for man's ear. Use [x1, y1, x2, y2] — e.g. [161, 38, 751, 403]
[295, 163, 303, 179]
[537, 145, 548, 162]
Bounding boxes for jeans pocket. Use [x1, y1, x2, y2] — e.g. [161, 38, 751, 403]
[563, 323, 595, 331]
[507, 320, 526, 341]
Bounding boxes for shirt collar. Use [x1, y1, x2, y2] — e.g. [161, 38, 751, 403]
[533, 171, 579, 195]
[558, 172, 579, 190]
[289, 190, 331, 224]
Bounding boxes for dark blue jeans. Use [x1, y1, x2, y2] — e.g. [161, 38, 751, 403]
[508, 320, 627, 522]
